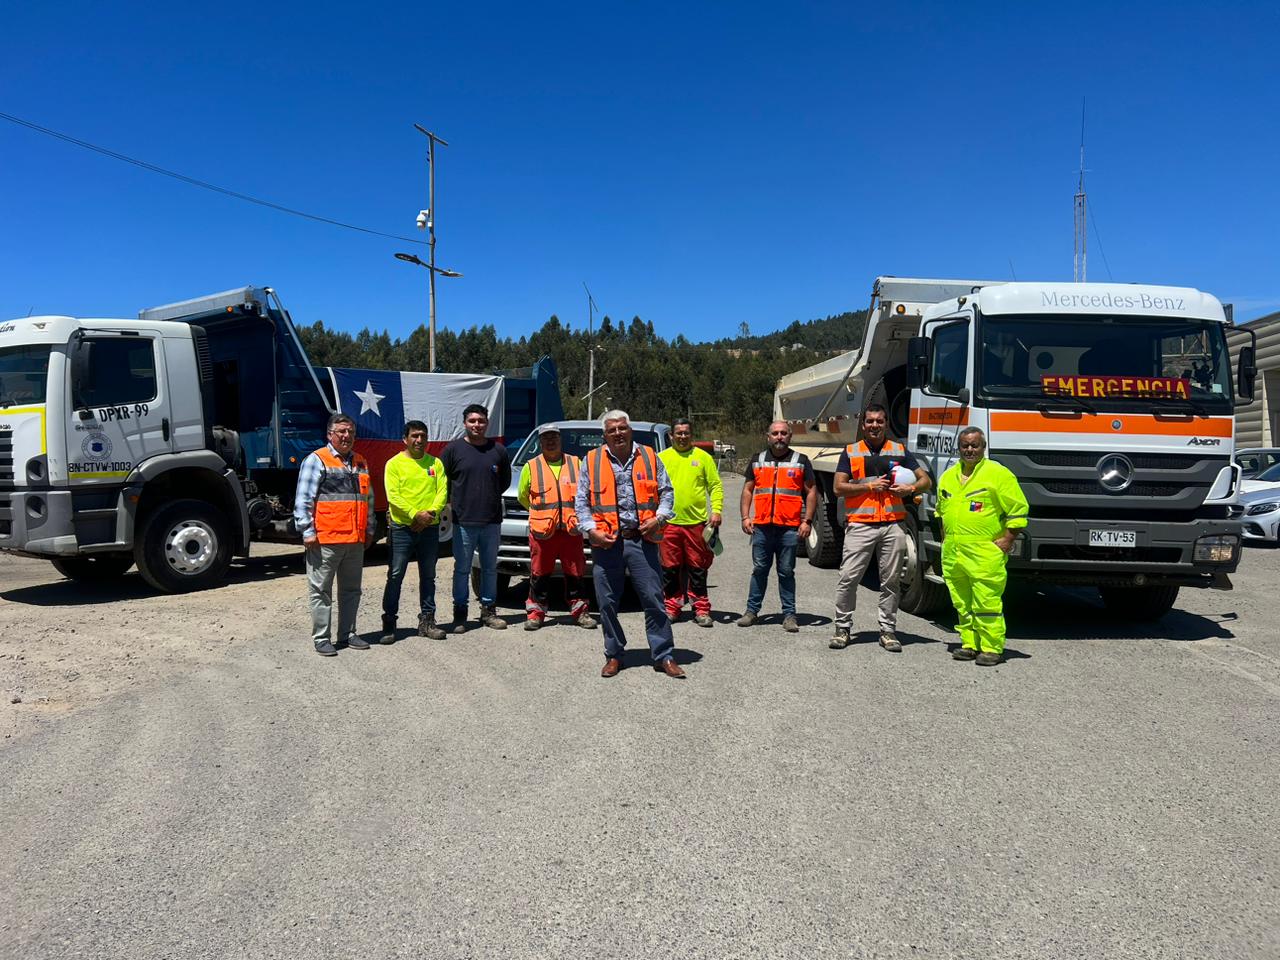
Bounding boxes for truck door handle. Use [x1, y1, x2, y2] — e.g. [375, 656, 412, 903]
[162, 417, 171, 441]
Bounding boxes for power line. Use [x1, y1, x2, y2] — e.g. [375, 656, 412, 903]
[0, 110, 426, 245]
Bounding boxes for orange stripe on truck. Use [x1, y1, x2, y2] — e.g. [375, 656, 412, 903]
[989, 412, 1233, 437]
[910, 407, 968, 425]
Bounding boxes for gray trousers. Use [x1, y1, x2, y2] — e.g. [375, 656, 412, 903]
[834, 522, 908, 632]
[306, 543, 365, 644]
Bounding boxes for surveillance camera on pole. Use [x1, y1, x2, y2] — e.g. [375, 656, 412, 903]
[416, 209, 431, 230]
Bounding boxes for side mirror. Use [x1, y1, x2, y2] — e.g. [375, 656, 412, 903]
[71, 337, 94, 409]
[957, 387, 971, 406]
[1238, 344, 1257, 402]
[906, 336, 930, 389]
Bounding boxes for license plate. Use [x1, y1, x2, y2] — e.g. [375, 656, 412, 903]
[1089, 529, 1136, 548]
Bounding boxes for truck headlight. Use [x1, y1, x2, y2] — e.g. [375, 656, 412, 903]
[1194, 534, 1239, 562]
[1246, 501, 1280, 516]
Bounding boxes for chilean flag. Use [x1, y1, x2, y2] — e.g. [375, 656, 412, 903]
[328, 367, 505, 510]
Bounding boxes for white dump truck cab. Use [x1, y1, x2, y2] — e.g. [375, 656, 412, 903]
[903, 281, 1256, 619]
[0, 313, 250, 589]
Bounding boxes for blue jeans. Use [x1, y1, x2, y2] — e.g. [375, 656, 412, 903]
[746, 525, 798, 616]
[592, 537, 675, 663]
[382, 522, 440, 621]
[452, 522, 501, 607]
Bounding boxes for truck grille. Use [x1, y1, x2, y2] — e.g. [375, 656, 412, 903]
[0, 427, 13, 487]
[1039, 480, 1188, 498]
[1022, 450, 1199, 470]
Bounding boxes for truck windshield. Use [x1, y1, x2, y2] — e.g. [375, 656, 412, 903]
[0, 345, 51, 407]
[512, 427, 659, 469]
[978, 315, 1233, 413]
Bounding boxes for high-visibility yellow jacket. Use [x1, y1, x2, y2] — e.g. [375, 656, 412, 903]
[936, 458, 1029, 542]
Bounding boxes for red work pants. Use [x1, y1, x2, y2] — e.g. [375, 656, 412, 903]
[527, 530, 589, 621]
[659, 522, 713, 617]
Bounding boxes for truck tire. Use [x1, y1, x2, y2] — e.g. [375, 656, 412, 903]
[897, 513, 952, 617]
[1098, 585, 1180, 622]
[51, 553, 134, 582]
[866, 368, 910, 440]
[133, 499, 233, 593]
[805, 487, 842, 569]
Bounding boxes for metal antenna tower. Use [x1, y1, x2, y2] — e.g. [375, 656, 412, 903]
[584, 283, 598, 419]
[1074, 101, 1087, 283]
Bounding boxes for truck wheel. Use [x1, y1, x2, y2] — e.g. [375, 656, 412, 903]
[1098, 585, 1180, 621]
[471, 568, 512, 604]
[898, 514, 952, 616]
[51, 553, 134, 582]
[133, 499, 233, 593]
[867, 369, 910, 440]
[805, 488, 842, 569]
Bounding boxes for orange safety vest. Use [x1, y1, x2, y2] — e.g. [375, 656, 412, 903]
[751, 451, 806, 526]
[584, 444, 664, 542]
[527, 453, 581, 539]
[313, 446, 371, 544]
[843, 439, 908, 524]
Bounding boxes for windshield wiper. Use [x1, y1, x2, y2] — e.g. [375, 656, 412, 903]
[1152, 396, 1210, 417]
[1037, 393, 1097, 415]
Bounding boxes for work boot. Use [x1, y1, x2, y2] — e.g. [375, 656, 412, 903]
[693, 613, 714, 628]
[576, 612, 598, 629]
[952, 646, 978, 661]
[828, 627, 850, 650]
[481, 606, 508, 630]
[451, 605, 468, 635]
[736, 611, 758, 627]
[314, 639, 337, 657]
[419, 614, 446, 641]
[524, 616, 543, 631]
[783, 615, 799, 634]
[379, 615, 397, 645]
[344, 634, 370, 650]
[878, 631, 902, 653]
[975, 651, 1003, 666]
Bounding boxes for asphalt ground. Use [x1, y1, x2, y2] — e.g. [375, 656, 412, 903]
[2, 475, 1278, 959]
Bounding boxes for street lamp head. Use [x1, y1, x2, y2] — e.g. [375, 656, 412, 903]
[416, 209, 431, 230]
[438, 268, 463, 278]
[394, 252, 424, 267]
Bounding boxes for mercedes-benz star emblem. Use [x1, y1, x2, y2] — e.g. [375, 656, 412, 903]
[1097, 453, 1134, 493]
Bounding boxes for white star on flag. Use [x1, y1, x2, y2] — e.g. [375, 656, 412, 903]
[353, 380, 386, 416]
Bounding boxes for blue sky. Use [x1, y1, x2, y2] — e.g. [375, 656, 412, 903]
[3, 1, 1278, 342]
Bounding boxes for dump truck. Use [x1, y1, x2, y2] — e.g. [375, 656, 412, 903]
[0, 286, 562, 592]
[775, 276, 1256, 620]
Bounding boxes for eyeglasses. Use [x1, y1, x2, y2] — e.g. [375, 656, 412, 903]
[330, 428, 355, 437]
[958, 443, 984, 450]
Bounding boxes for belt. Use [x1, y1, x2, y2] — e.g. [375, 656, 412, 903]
[620, 528, 642, 540]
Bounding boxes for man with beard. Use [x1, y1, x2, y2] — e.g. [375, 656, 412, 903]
[737, 421, 819, 633]
[830, 404, 932, 652]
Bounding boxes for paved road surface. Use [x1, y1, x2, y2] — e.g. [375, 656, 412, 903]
[2, 477, 1277, 958]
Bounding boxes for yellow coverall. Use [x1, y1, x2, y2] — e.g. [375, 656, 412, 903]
[936, 458, 1029, 655]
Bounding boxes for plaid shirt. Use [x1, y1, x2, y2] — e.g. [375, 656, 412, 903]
[574, 441, 674, 533]
[293, 443, 377, 541]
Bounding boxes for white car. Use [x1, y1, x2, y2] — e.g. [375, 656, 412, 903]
[1235, 447, 1280, 480]
[470, 419, 672, 595]
[1237, 463, 1280, 543]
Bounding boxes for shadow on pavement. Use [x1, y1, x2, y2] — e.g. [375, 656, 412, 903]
[618, 647, 704, 670]
[961, 584, 1237, 642]
[942, 641, 1032, 662]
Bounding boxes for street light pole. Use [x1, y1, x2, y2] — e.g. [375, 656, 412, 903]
[584, 282, 598, 419]
[414, 123, 449, 371]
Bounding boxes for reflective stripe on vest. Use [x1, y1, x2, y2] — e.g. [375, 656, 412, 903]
[314, 446, 371, 544]
[843, 439, 907, 524]
[528, 454, 581, 539]
[585, 444, 664, 542]
[751, 451, 804, 526]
